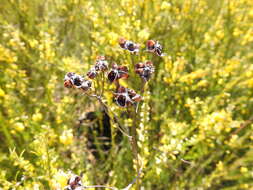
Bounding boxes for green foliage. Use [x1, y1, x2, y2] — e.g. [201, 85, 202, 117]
[0, 0, 253, 189]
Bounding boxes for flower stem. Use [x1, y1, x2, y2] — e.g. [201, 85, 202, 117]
[130, 108, 140, 190]
[87, 94, 132, 139]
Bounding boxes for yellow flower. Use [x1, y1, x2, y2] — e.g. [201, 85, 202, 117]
[216, 161, 224, 171]
[14, 122, 25, 132]
[229, 135, 238, 146]
[233, 28, 242, 37]
[32, 112, 43, 122]
[60, 129, 74, 145]
[249, 9, 253, 18]
[190, 69, 207, 80]
[52, 170, 69, 189]
[197, 80, 208, 87]
[0, 88, 5, 97]
[240, 167, 248, 173]
[161, 2, 171, 10]
[247, 78, 253, 88]
[156, 167, 162, 175]
[29, 39, 38, 48]
[108, 32, 118, 46]
[216, 30, 224, 39]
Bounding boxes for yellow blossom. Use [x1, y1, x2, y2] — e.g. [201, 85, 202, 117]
[0, 88, 5, 97]
[14, 122, 25, 132]
[32, 112, 43, 122]
[216, 161, 224, 171]
[161, 2, 171, 10]
[52, 170, 69, 189]
[60, 129, 74, 145]
[240, 167, 248, 173]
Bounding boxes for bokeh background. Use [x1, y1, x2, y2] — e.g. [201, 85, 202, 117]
[0, 0, 253, 189]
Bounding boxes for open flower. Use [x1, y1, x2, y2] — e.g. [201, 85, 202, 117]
[146, 40, 164, 56]
[65, 175, 82, 190]
[114, 86, 142, 107]
[108, 63, 129, 83]
[135, 61, 155, 81]
[64, 72, 92, 91]
[119, 37, 139, 54]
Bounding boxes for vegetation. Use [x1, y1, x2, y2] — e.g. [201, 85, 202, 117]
[0, 0, 253, 189]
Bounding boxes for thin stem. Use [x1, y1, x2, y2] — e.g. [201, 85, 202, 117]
[100, 72, 105, 97]
[83, 185, 117, 190]
[45, 134, 52, 179]
[135, 80, 146, 113]
[231, 115, 253, 136]
[87, 94, 132, 139]
[129, 54, 141, 190]
[130, 138, 140, 189]
[130, 106, 140, 190]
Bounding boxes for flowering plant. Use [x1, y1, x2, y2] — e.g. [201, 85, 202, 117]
[63, 38, 164, 189]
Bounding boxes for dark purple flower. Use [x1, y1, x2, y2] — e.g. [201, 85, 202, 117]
[94, 56, 108, 71]
[66, 175, 82, 190]
[87, 67, 97, 79]
[87, 56, 108, 79]
[119, 37, 139, 54]
[108, 64, 129, 83]
[135, 61, 155, 81]
[146, 40, 164, 56]
[64, 72, 75, 88]
[114, 86, 142, 107]
[64, 72, 92, 92]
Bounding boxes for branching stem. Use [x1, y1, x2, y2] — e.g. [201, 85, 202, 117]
[87, 94, 132, 139]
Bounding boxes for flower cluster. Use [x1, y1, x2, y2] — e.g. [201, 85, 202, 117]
[114, 86, 142, 107]
[118, 38, 165, 56]
[64, 38, 162, 108]
[87, 56, 108, 79]
[64, 72, 92, 92]
[135, 61, 155, 81]
[119, 37, 139, 53]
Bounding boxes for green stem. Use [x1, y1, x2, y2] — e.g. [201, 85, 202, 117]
[131, 107, 140, 190]
[88, 94, 131, 139]
[0, 114, 14, 148]
[45, 134, 52, 179]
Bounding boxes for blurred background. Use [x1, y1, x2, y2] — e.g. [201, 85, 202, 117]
[0, 0, 253, 189]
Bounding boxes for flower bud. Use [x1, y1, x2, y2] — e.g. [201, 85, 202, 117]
[135, 61, 155, 81]
[119, 37, 139, 54]
[108, 64, 129, 83]
[146, 40, 164, 56]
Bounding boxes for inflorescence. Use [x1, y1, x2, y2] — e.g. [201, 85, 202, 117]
[119, 37, 140, 54]
[64, 38, 164, 108]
